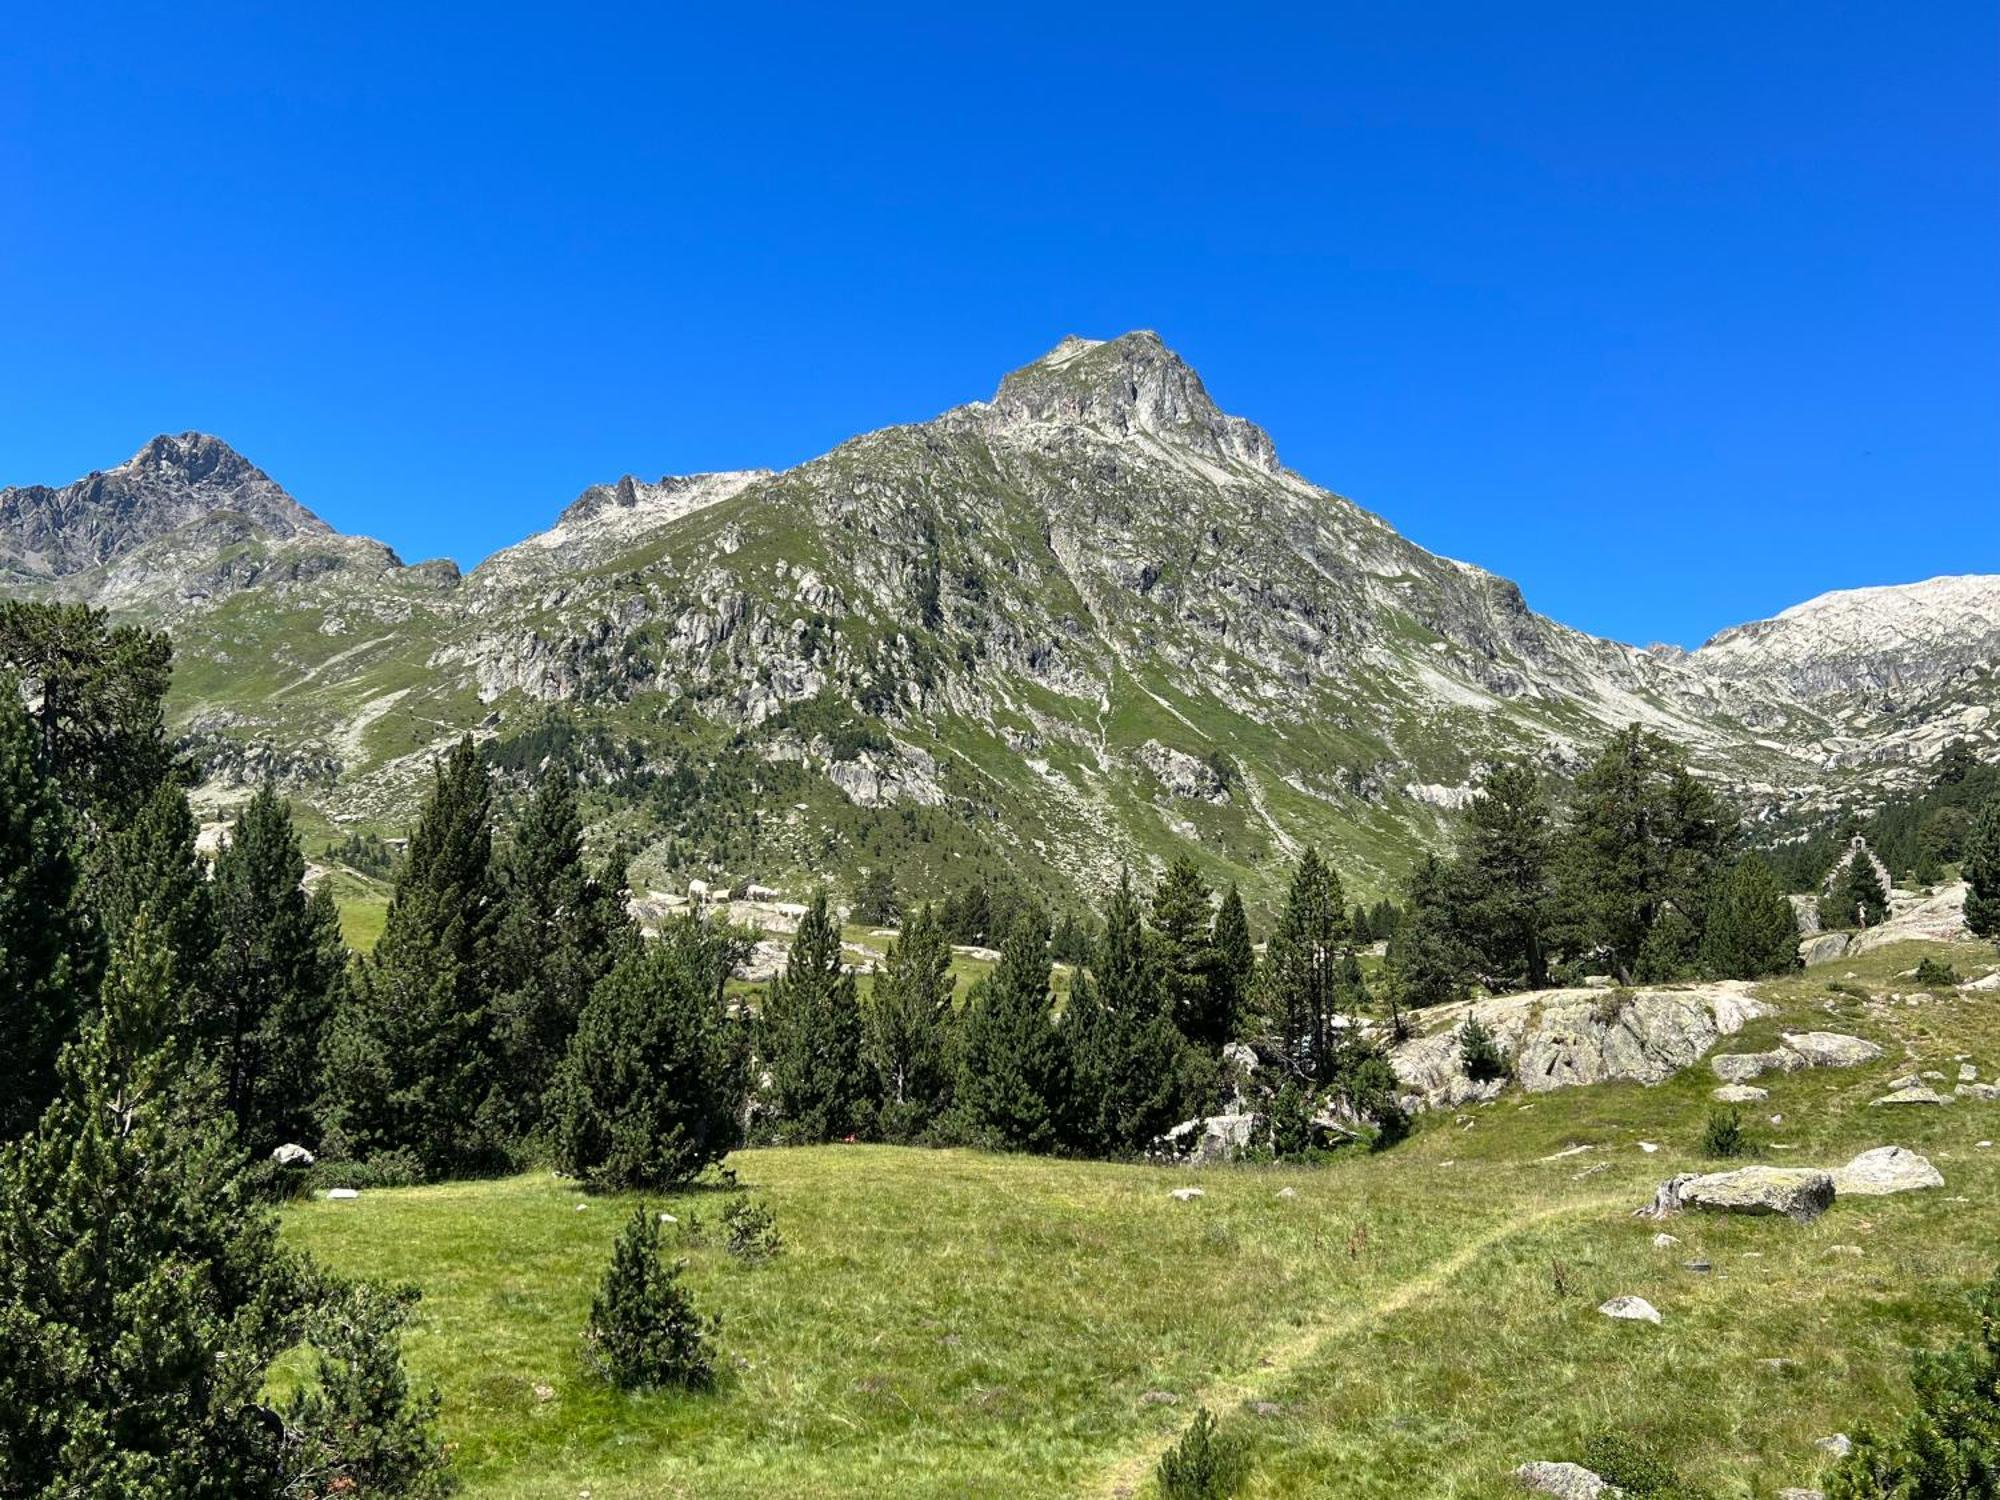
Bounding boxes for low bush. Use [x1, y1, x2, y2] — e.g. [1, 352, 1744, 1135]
[1914, 956, 1960, 987]
[1157, 1406, 1249, 1500]
[1701, 1107, 1746, 1159]
[722, 1196, 784, 1262]
[1579, 1432, 1714, 1499]
[583, 1207, 717, 1391]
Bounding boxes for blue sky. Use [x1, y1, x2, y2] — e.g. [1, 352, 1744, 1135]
[2, 4, 1993, 648]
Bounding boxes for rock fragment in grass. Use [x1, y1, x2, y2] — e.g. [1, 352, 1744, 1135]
[1514, 1461, 1616, 1499]
[325, 1187, 359, 1200]
[1139, 1390, 1178, 1405]
[1776, 1490, 1825, 1500]
[1870, 1085, 1949, 1107]
[1829, 1145, 1943, 1197]
[1958, 1083, 2000, 1102]
[1961, 1063, 1979, 1082]
[1779, 1032, 1884, 1068]
[1275, 1186, 1297, 1200]
[1597, 1295, 1661, 1324]
[1169, 1187, 1205, 1202]
[1651, 1232, 1679, 1248]
[1815, 1433, 1852, 1457]
[1712, 1084, 1769, 1103]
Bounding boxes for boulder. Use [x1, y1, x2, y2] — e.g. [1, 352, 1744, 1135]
[1169, 1187, 1205, 1202]
[1960, 1063, 1979, 1083]
[1159, 1112, 1259, 1165]
[1514, 1461, 1617, 1499]
[1830, 1146, 1943, 1197]
[271, 1143, 316, 1167]
[1677, 1167, 1836, 1223]
[1816, 1434, 1853, 1458]
[1393, 984, 1768, 1111]
[1598, 1295, 1662, 1324]
[325, 1187, 360, 1201]
[1800, 932, 1851, 966]
[1651, 1232, 1680, 1248]
[1711, 1050, 1800, 1083]
[1712, 1084, 1770, 1103]
[1957, 1083, 2000, 1103]
[1870, 1086, 1950, 1107]
[1779, 1032, 1884, 1069]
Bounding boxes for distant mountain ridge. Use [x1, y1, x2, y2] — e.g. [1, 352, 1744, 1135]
[3, 334, 1995, 905]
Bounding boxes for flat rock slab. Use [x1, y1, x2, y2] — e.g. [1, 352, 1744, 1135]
[1515, 1462, 1616, 1499]
[1870, 1086, 1950, 1107]
[1958, 1083, 2000, 1102]
[1680, 1167, 1836, 1222]
[1598, 1295, 1662, 1324]
[1712, 1050, 1801, 1083]
[1713, 1083, 1771, 1103]
[1830, 1146, 1943, 1196]
[1779, 1032, 1884, 1068]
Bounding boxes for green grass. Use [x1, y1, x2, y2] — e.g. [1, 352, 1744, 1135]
[284, 938, 2000, 1497]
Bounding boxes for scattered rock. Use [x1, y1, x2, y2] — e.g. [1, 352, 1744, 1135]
[1677, 1167, 1836, 1223]
[325, 1188, 360, 1201]
[1870, 1086, 1950, 1107]
[1638, 1141, 1660, 1153]
[1683, 1258, 1712, 1274]
[1598, 1295, 1662, 1324]
[1514, 1461, 1616, 1499]
[1827, 1245, 1864, 1257]
[1140, 1390, 1179, 1406]
[1652, 1232, 1680, 1248]
[1540, 1144, 1594, 1161]
[1276, 1186, 1298, 1200]
[532, 1382, 556, 1403]
[1830, 1145, 1944, 1197]
[1776, 1490, 1825, 1500]
[1712, 1050, 1801, 1083]
[1961, 1063, 1979, 1083]
[1815, 1434, 1853, 1458]
[1757, 1358, 1801, 1373]
[1780, 1032, 1885, 1069]
[1248, 1400, 1282, 1418]
[271, 1143, 315, 1167]
[1169, 1187, 1205, 1202]
[1957, 1083, 2000, 1102]
[1712, 1084, 1770, 1103]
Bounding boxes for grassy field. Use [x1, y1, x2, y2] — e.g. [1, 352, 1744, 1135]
[284, 937, 2000, 1498]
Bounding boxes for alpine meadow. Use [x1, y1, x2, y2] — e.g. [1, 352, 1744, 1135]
[4, 8, 2000, 1499]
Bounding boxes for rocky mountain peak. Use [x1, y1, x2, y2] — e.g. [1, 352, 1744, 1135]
[987, 331, 1279, 472]
[0, 431, 328, 581]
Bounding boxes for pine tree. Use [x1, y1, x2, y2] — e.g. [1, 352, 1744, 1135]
[0, 693, 89, 1141]
[864, 902, 957, 1140]
[207, 787, 348, 1155]
[549, 933, 741, 1191]
[1257, 848, 1352, 1082]
[1820, 847, 1891, 930]
[1699, 855, 1803, 979]
[0, 915, 450, 1496]
[1561, 726, 1737, 983]
[1452, 760, 1556, 991]
[951, 908, 1069, 1153]
[759, 890, 866, 1141]
[850, 865, 901, 926]
[1386, 853, 1466, 1013]
[1152, 857, 1227, 1049]
[322, 737, 502, 1176]
[0, 599, 178, 825]
[1963, 795, 2000, 940]
[490, 770, 632, 1143]
[95, 779, 214, 990]
[1210, 883, 1255, 1044]
[1064, 874, 1199, 1156]
[583, 1207, 717, 1392]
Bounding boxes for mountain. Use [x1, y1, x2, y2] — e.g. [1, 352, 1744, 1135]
[6, 334, 1996, 906]
[0, 432, 328, 583]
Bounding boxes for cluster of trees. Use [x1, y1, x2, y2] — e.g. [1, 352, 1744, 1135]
[1765, 737, 2000, 890]
[0, 601, 449, 1495]
[1389, 727, 1803, 1005]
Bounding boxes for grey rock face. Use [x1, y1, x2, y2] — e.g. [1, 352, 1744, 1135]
[0, 432, 326, 579]
[1829, 1146, 1943, 1196]
[1799, 932, 1852, 966]
[1779, 1032, 1885, 1068]
[1674, 1167, 1836, 1223]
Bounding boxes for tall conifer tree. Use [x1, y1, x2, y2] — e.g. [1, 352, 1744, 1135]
[1258, 848, 1351, 1082]
[952, 908, 1068, 1153]
[759, 891, 866, 1141]
[0, 693, 88, 1140]
[323, 737, 501, 1174]
[864, 901, 956, 1140]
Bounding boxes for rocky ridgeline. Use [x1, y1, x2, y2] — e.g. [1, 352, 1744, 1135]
[4, 337, 1998, 896]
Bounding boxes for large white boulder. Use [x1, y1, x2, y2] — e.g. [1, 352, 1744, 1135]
[1515, 1461, 1617, 1499]
[1598, 1295, 1662, 1324]
[1830, 1146, 1944, 1196]
[1779, 1032, 1885, 1069]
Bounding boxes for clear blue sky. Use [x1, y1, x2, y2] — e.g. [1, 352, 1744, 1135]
[3, 4, 1994, 647]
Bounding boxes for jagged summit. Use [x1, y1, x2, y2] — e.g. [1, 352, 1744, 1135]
[987, 330, 1280, 472]
[0, 431, 326, 581]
